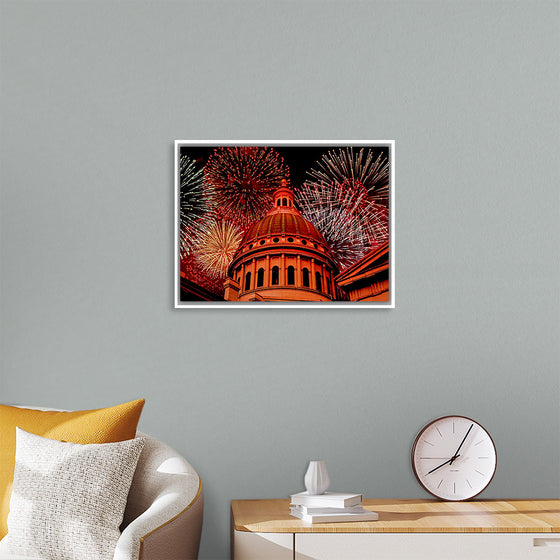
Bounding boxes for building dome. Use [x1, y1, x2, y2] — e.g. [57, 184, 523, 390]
[242, 210, 325, 245]
[224, 181, 339, 302]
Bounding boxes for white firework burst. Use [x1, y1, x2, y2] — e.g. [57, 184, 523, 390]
[193, 219, 243, 278]
[179, 154, 214, 258]
[297, 180, 388, 270]
[307, 147, 389, 206]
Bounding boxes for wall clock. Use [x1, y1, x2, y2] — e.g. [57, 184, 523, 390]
[411, 415, 497, 501]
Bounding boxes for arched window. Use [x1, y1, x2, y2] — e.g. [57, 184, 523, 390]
[315, 271, 322, 292]
[271, 266, 279, 285]
[257, 268, 264, 287]
[277, 199, 281, 206]
[282, 197, 287, 206]
[244, 271, 251, 291]
[302, 268, 310, 287]
[287, 266, 295, 285]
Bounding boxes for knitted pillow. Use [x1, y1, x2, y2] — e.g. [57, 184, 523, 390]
[3, 428, 144, 560]
[0, 398, 145, 538]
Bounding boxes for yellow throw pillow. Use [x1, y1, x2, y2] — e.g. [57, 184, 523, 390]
[0, 398, 144, 538]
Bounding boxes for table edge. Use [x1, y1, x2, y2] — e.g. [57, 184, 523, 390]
[231, 499, 560, 534]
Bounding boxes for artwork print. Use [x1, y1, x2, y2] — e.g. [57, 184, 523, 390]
[175, 141, 394, 307]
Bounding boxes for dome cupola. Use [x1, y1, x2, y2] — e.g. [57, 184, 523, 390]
[273, 179, 295, 208]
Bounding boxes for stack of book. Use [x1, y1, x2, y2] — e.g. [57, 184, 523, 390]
[289, 491, 378, 524]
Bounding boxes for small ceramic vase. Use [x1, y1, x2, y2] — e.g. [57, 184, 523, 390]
[304, 460, 330, 495]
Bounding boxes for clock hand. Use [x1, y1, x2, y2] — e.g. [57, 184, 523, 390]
[426, 455, 460, 475]
[450, 424, 473, 464]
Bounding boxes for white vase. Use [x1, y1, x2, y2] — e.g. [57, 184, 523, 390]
[304, 460, 330, 495]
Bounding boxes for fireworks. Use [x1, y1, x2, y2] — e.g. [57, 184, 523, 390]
[297, 147, 389, 269]
[179, 144, 391, 299]
[194, 219, 243, 278]
[297, 175, 389, 270]
[307, 147, 389, 205]
[179, 154, 214, 258]
[204, 147, 288, 226]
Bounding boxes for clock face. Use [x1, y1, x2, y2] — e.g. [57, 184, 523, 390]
[412, 416, 497, 501]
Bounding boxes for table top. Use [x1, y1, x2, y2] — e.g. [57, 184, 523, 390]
[231, 499, 560, 533]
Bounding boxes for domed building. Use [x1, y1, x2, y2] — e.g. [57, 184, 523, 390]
[224, 181, 339, 302]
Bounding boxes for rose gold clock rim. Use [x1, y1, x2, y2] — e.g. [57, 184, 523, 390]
[411, 415, 498, 502]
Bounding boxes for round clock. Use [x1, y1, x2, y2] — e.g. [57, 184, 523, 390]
[412, 416, 497, 501]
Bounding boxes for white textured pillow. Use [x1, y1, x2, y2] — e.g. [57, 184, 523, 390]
[3, 428, 144, 560]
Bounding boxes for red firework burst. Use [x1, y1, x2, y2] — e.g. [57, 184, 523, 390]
[204, 147, 289, 226]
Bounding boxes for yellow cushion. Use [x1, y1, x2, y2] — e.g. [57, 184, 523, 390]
[0, 398, 145, 538]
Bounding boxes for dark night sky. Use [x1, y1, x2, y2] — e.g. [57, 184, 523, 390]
[179, 144, 389, 190]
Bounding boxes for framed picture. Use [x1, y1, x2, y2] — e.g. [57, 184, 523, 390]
[174, 141, 394, 308]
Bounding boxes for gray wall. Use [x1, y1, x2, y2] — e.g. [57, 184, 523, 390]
[1, 1, 558, 558]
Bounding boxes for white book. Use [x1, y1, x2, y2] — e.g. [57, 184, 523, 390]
[290, 506, 378, 524]
[290, 491, 363, 508]
[292, 504, 365, 514]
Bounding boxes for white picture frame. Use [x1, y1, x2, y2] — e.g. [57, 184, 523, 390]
[174, 140, 395, 308]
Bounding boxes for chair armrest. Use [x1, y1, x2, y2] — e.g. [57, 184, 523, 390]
[114, 433, 203, 560]
[114, 484, 203, 560]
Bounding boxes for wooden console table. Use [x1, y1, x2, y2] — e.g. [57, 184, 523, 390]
[231, 499, 560, 559]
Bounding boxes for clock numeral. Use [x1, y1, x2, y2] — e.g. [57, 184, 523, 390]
[475, 470, 485, 476]
[466, 479, 472, 489]
[474, 440, 485, 446]
[437, 479, 443, 489]
[435, 427, 443, 438]
[423, 440, 435, 446]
